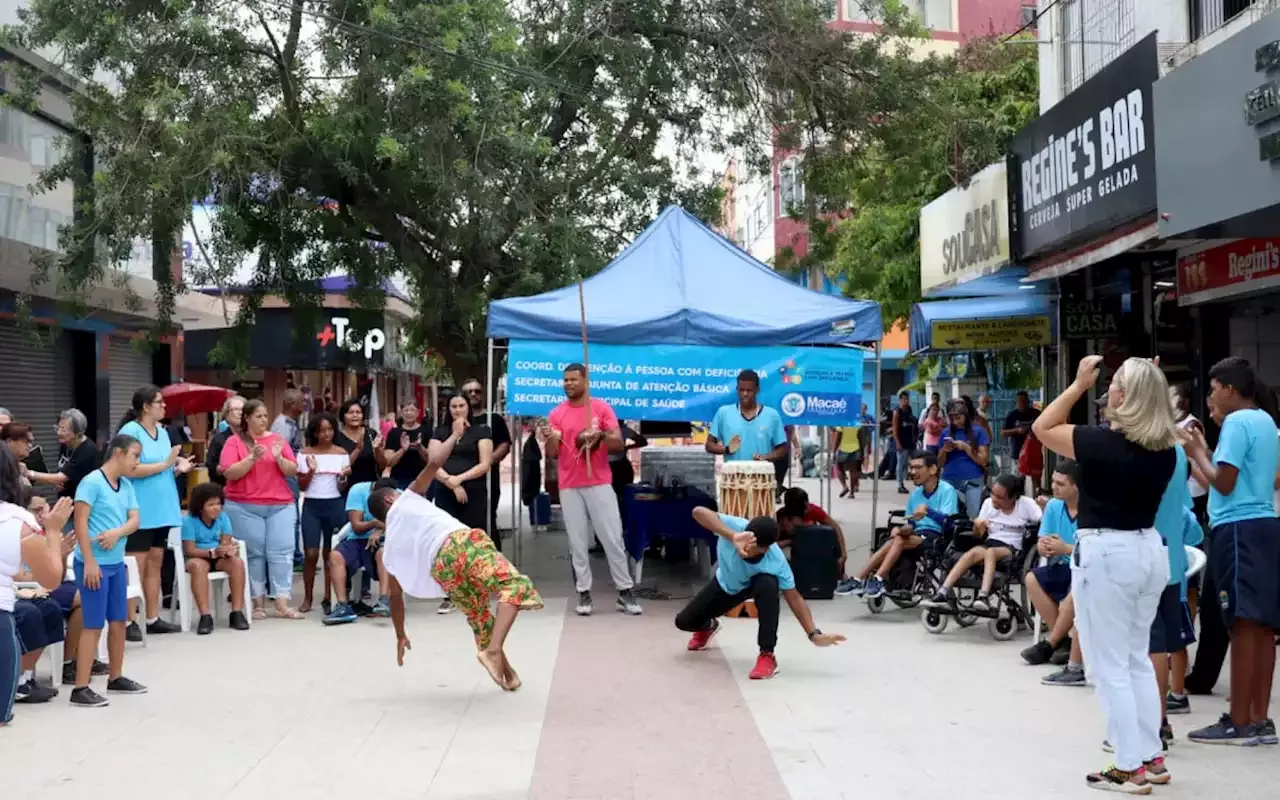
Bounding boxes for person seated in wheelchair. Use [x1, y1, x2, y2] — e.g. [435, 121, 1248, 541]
[776, 487, 848, 577]
[1021, 460, 1080, 666]
[838, 450, 958, 599]
[926, 473, 1041, 613]
[180, 482, 250, 635]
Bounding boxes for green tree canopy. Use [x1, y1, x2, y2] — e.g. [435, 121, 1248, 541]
[785, 34, 1039, 325]
[5, 0, 930, 380]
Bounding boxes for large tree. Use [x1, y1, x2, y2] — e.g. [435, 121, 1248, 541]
[5, 0, 925, 380]
[783, 34, 1039, 324]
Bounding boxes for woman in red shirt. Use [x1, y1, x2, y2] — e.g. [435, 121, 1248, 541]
[219, 399, 302, 620]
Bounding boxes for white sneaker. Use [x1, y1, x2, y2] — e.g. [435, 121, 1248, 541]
[616, 590, 642, 616]
[575, 591, 593, 616]
[437, 599, 454, 615]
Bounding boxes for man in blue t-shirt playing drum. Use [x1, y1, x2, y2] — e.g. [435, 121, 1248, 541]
[676, 508, 845, 681]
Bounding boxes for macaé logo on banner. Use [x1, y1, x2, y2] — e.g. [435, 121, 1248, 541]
[507, 340, 864, 426]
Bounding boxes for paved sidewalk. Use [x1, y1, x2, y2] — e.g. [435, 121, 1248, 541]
[5, 477, 1279, 799]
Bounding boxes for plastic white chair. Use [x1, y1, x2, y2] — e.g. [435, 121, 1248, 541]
[167, 528, 251, 632]
[1184, 545, 1207, 578]
[124, 555, 146, 648]
[13, 581, 63, 683]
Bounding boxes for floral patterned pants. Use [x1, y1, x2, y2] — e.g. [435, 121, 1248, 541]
[431, 528, 543, 649]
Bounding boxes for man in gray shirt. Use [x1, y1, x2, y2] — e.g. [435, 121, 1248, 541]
[272, 389, 306, 565]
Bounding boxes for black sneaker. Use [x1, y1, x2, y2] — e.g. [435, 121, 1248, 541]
[1020, 640, 1055, 666]
[1050, 646, 1072, 666]
[229, 610, 250, 631]
[15, 678, 57, 704]
[1165, 692, 1190, 715]
[91, 659, 109, 676]
[1160, 720, 1175, 750]
[1257, 718, 1278, 745]
[70, 686, 109, 708]
[61, 661, 77, 686]
[1042, 665, 1087, 687]
[146, 618, 180, 635]
[106, 676, 148, 695]
[320, 598, 332, 616]
[197, 614, 215, 635]
[125, 622, 143, 642]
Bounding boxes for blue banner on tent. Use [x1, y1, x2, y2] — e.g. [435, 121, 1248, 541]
[507, 340, 864, 425]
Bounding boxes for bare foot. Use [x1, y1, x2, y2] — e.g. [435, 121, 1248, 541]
[299, 599, 313, 613]
[502, 655, 521, 691]
[476, 650, 506, 690]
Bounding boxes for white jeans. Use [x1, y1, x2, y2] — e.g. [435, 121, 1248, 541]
[1072, 528, 1170, 771]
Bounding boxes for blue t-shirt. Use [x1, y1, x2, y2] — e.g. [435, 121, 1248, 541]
[118, 421, 182, 529]
[73, 469, 139, 566]
[940, 425, 991, 482]
[1153, 445, 1190, 541]
[710, 405, 786, 462]
[182, 512, 233, 551]
[1038, 498, 1079, 566]
[905, 481, 959, 535]
[1208, 408, 1279, 527]
[345, 481, 376, 538]
[1160, 506, 1205, 599]
[713, 513, 796, 594]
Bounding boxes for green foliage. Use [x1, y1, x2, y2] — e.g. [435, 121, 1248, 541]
[4, 0, 928, 380]
[793, 34, 1039, 326]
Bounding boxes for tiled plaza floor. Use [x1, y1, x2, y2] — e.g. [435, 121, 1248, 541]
[6, 478, 1279, 799]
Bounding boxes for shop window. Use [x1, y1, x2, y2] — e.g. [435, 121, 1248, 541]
[779, 159, 806, 214]
[844, 0, 876, 22]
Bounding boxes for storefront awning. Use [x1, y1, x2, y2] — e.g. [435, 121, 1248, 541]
[926, 266, 1030, 298]
[909, 293, 1056, 355]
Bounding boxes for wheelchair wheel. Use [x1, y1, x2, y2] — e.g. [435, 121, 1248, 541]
[890, 594, 921, 610]
[988, 616, 1017, 641]
[867, 595, 886, 614]
[921, 608, 949, 634]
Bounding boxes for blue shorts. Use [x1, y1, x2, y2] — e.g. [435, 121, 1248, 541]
[1149, 583, 1196, 654]
[1031, 562, 1072, 604]
[1210, 517, 1280, 629]
[335, 536, 378, 576]
[13, 598, 65, 653]
[74, 560, 129, 630]
[49, 581, 78, 617]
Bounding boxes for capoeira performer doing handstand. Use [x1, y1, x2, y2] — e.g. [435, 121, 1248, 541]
[369, 417, 543, 691]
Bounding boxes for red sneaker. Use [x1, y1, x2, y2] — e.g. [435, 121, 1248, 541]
[687, 619, 720, 651]
[749, 652, 779, 680]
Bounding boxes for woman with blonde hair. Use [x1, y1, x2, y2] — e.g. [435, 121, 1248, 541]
[1033, 356, 1182, 793]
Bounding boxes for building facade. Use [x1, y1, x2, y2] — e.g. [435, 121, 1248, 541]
[1019, 0, 1280, 421]
[0, 42, 229, 445]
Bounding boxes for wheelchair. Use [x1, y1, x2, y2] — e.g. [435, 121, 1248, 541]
[919, 521, 1040, 641]
[863, 508, 966, 615]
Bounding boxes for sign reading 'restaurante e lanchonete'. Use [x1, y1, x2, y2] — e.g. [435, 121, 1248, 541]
[1009, 33, 1158, 260]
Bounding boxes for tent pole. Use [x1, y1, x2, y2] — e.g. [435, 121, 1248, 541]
[513, 411, 523, 570]
[487, 338, 499, 554]
[870, 343, 882, 543]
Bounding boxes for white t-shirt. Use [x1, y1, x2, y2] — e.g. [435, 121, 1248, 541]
[297, 452, 350, 499]
[382, 490, 468, 599]
[1177, 415, 1208, 499]
[977, 495, 1043, 549]
[0, 503, 39, 612]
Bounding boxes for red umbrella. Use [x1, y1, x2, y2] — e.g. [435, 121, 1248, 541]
[161, 383, 234, 415]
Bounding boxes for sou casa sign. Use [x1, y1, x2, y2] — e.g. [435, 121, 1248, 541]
[1010, 33, 1158, 260]
[919, 161, 1010, 295]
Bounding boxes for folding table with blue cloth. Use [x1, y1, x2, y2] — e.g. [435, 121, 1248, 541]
[623, 484, 719, 582]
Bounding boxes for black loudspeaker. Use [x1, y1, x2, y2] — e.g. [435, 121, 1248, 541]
[790, 524, 841, 600]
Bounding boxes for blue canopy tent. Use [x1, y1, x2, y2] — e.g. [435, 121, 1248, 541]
[924, 266, 1032, 299]
[488, 206, 882, 345]
[486, 205, 886, 566]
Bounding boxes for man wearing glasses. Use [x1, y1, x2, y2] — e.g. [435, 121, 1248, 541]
[461, 380, 512, 550]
